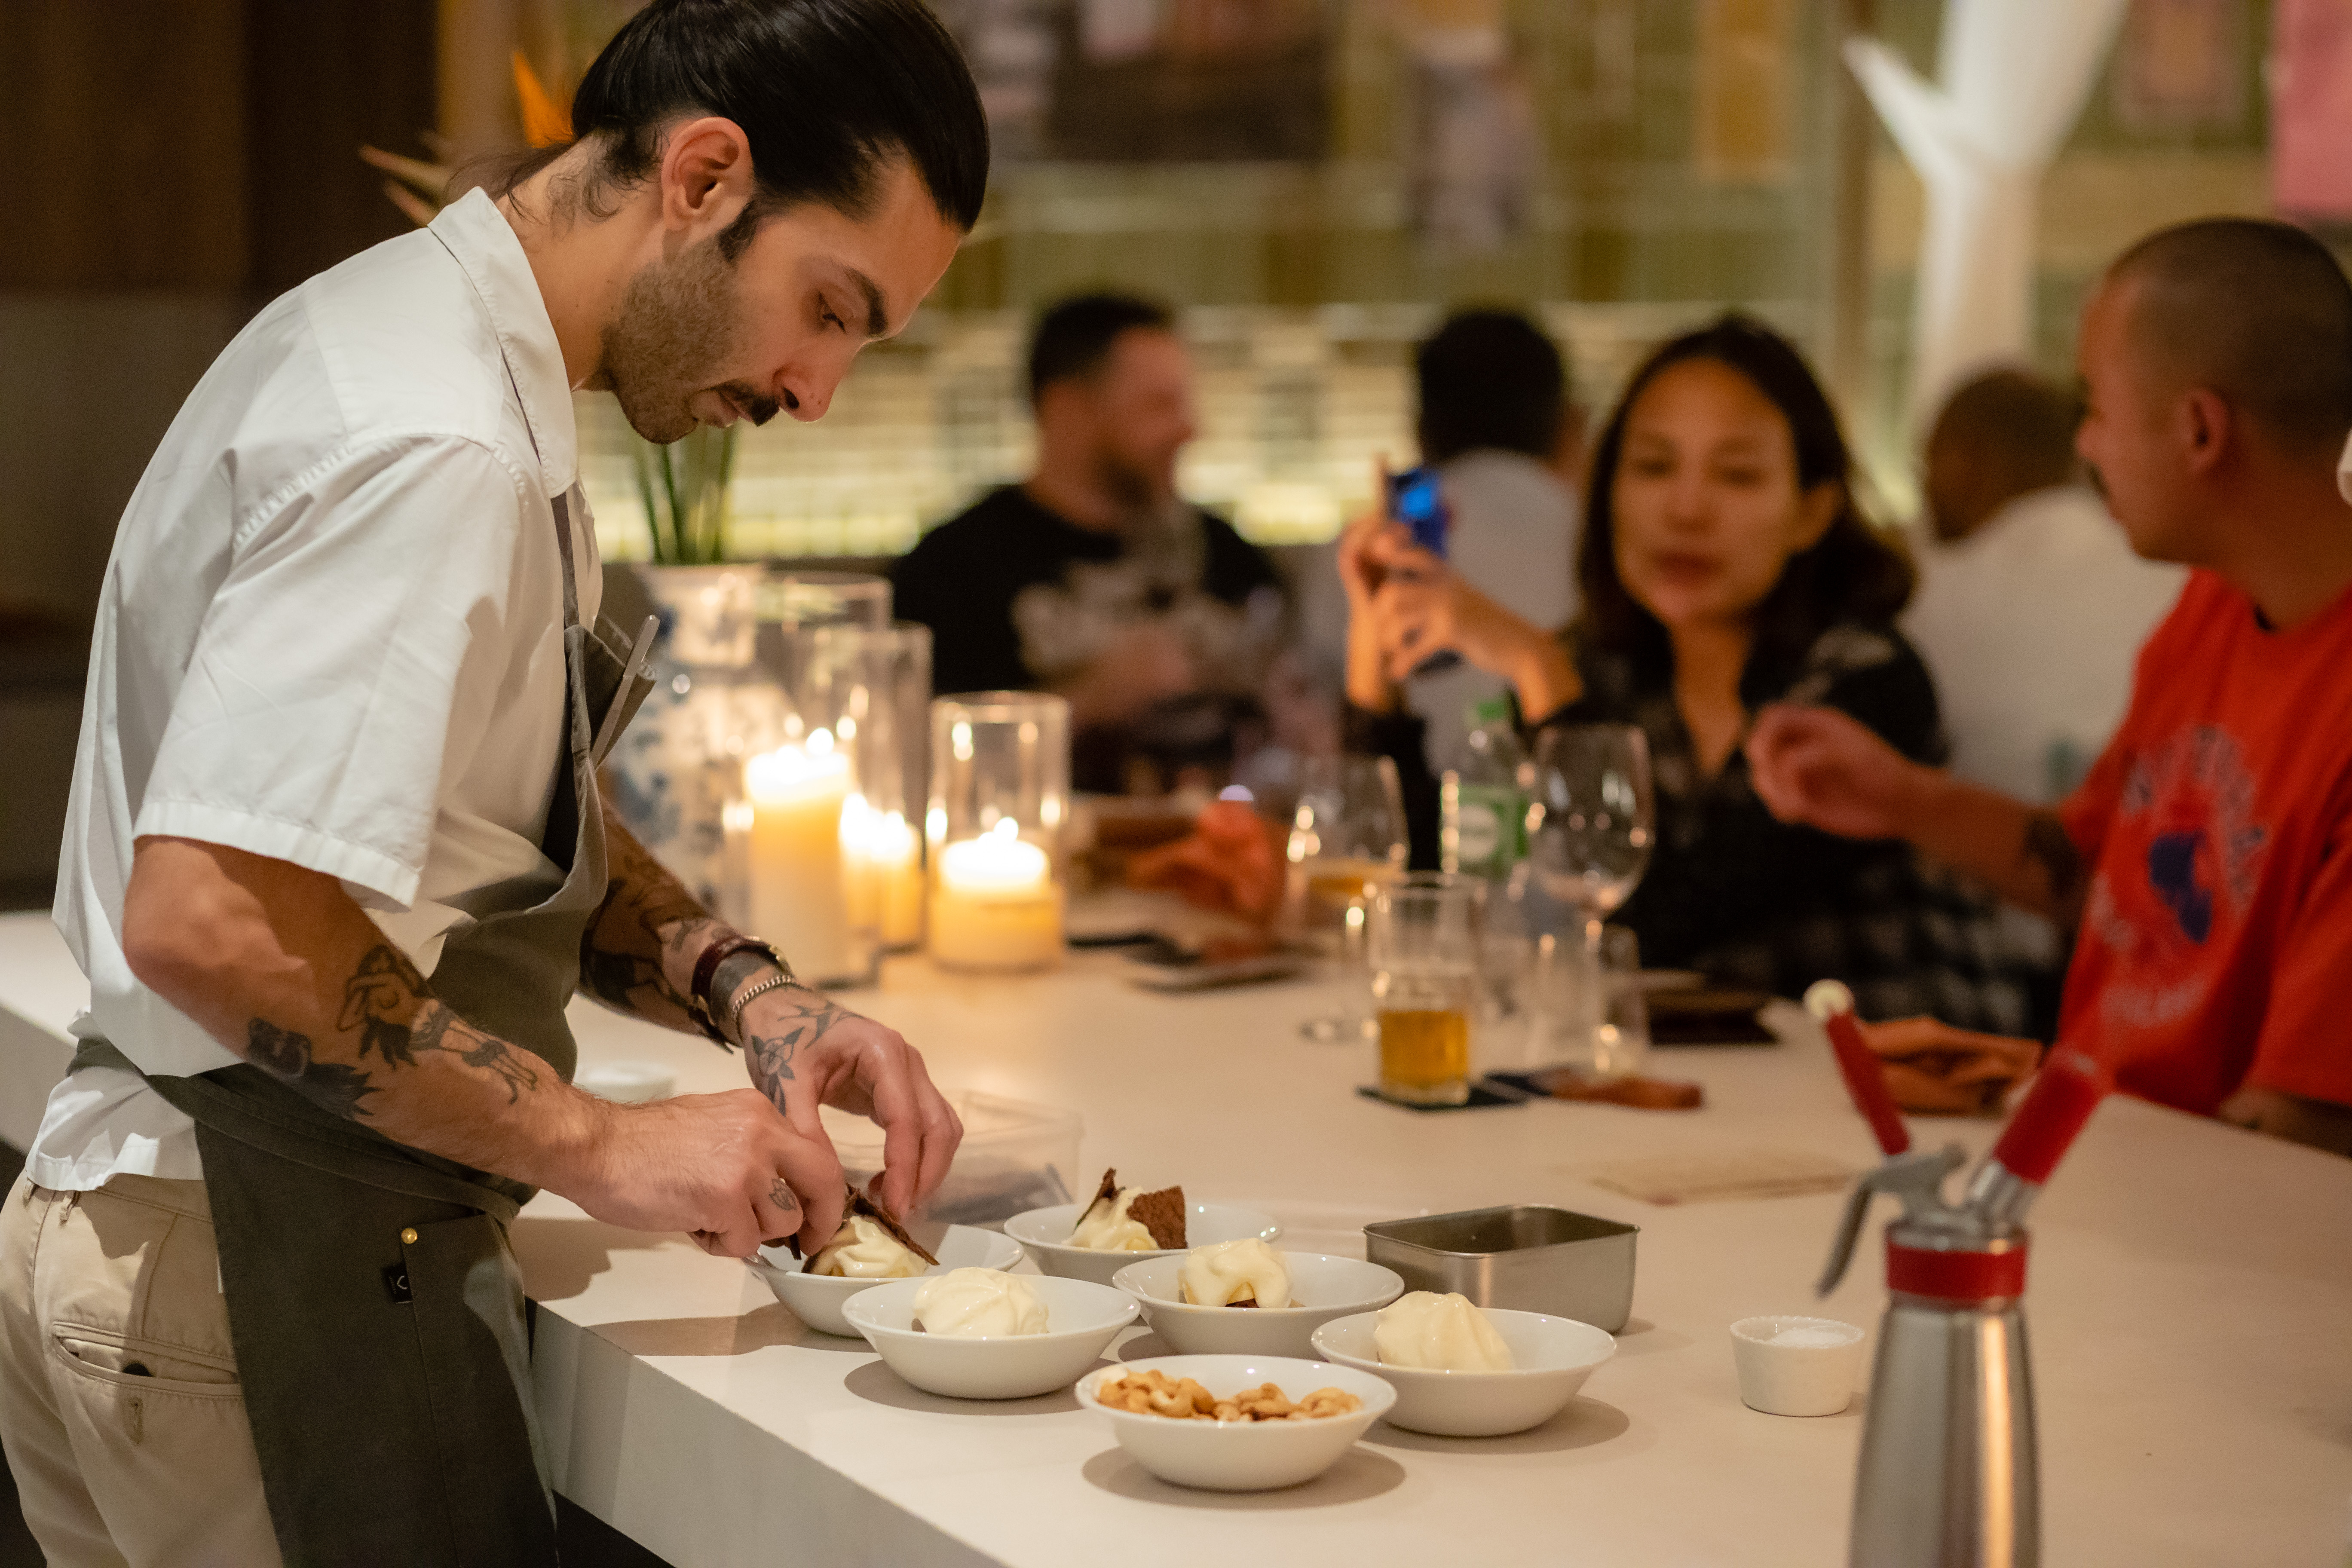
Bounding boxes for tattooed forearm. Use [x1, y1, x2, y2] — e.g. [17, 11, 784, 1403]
[244, 1018, 378, 1119]
[241, 942, 549, 1122]
[578, 803, 735, 1033]
[2021, 812, 2087, 928]
[743, 985, 848, 1115]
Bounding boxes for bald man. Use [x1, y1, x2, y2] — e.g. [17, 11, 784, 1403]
[1905, 369, 2184, 802]
[1749, 217, 2352, 1158]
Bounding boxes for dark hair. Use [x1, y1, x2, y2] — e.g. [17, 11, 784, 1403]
[1415, 309, 1568, 462]
[1026, 294, 1175, 406]
[497, 0, 988, 257]
[2109, 217, 2352, 455]
[1575, 314, 1913, 675]
[1929, 368, 2081, 493]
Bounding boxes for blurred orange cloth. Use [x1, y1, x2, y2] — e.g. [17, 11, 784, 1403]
[1125, 799, 1285, 923]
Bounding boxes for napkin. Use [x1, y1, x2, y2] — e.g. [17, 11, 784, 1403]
[1584, 1148, 1858, 1206]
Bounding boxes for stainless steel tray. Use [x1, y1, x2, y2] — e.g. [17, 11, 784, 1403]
[1363, 1205, 1637, 1332]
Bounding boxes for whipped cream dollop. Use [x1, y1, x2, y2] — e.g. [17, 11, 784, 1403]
[911, 1268, 1049, 1337]
[1178, 1237, 1292, 1308]
[807, 1215, 928, 1280]
[1374, 1292, 1515, 1371]
[1069, 1188, 1158, 1252]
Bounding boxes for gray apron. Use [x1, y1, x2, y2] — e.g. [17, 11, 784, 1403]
[78, 494, 653, 1567]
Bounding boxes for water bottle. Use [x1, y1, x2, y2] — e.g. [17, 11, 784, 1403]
[1440, 698, 1526, 881]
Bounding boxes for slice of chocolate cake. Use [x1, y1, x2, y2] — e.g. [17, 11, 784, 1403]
[1125, 1184, 1187, 1250]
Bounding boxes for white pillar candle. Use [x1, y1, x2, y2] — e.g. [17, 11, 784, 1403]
[928, 818, 1063, 971]
[744, 729, 852, 983]
[840, 800, 926, 949]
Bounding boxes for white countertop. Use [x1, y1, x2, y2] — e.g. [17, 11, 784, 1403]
[3, 907, 2347, 1565]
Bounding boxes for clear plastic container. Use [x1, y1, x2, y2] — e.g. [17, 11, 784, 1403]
[818, 1090, 1083, 1228]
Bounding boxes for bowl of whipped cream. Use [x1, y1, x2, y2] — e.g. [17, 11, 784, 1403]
[1311, 1291, 1616, 1436]
[1113, 1240, 1404, 1358]
[1006, 1191, 1281, 1287]
[842, 1270, 1139, 1400]
[750, 1220, 1024, 1338]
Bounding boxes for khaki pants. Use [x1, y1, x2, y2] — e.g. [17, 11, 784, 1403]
[0, 1173, 280, 1567]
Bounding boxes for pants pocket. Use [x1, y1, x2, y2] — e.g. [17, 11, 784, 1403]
[51, 1324, 241, 1396]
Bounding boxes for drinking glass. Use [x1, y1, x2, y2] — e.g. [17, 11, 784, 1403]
[1368, 873, 1485, 1106]
[1524, 724, 1654, 1065]
[1522, 925, 1651, 1081]
[1289, 754, 1407, 1042]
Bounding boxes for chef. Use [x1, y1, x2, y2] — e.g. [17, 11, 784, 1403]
[0, 2, 990, 1563]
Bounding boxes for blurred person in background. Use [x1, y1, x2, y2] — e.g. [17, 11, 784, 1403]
[1752, 219, 2352, 1157]
[1398, 309, 1582, 776]
[1344, 315, 2037, 1039]
[1904, 367, 2184, 804]
[893, 294, 1286, 793]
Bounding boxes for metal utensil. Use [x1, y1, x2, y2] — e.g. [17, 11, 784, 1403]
[1806, 981, 2107, 1568]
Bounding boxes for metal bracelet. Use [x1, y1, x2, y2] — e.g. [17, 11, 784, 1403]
[724, 969, 798, 1042]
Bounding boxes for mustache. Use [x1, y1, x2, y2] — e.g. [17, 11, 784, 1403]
[714, 381, 784, 426]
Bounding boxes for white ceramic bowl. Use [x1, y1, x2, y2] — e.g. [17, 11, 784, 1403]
[1729, 1314, 1868, 1417]
[1111, 1253, 1404, 1358]
[842, 1274, 1139, 1400]
[1076, 1354, 1396, 1491]
[1310, 1308, 1616, 1436]
[1004, 1201, 1281, 1286]
[748, 1226, 1026, 1338]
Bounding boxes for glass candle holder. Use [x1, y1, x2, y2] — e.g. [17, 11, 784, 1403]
[927, 692, 1070, 972]
[804, 623, 934, 960]
[756, 569, 890, 704]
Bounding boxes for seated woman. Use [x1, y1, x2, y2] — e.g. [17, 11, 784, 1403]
[1342, 315, 2040, 1036]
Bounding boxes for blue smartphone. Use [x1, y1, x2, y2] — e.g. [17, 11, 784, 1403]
[1385, 466, 1449, 557]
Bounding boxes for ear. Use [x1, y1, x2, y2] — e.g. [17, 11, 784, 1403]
[656, 115, 757, 246]
[2177, 388, 2232, 478]
[1791, 480, 1842, 552]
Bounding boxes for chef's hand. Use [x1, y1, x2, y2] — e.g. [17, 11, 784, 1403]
[735, 983, 964, 1221]
[565, 1088, 845, 1259]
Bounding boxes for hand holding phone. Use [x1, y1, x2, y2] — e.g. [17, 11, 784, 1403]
[1384, 466, 1450, 559]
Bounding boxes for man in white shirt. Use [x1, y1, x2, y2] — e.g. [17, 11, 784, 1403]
[0, 3, 988, 1563]
[1402, 309, 1582, 775]
[1903, 367, 2185, 803]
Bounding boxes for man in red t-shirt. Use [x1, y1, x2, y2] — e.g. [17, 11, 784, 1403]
[1749, 217, 2352, 1158]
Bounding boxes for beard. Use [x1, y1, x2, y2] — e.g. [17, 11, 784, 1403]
[1090, 443, 1176, 514]
[599, 235, 781, 444]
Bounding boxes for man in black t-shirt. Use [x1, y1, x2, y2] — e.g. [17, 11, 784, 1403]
[894, 294, 1286, 790]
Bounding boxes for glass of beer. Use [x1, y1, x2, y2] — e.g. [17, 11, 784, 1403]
[1290, 755, 1407, 1043]
[1369, 873, 1484, 1106]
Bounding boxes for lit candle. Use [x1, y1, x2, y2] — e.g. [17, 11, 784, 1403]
[744, 729, 852, 983]
[840, 799, 925, 949]
[928, 818, 1063, 971]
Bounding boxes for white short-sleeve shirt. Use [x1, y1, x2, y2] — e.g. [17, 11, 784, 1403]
[30, 190, 601, 1188]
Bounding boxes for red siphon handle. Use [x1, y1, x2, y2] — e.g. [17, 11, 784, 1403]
[1989, 1047, 2107, 1186]
[1804, 980, 1911, 1157]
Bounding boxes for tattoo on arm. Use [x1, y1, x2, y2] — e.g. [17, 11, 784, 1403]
[744, 986, 848, 1115]
[240, 942, 546, 1122]
[244, 1018, 378, 1120]
[577, 806, 731, 1032]
[2021, 812, 2087, 924]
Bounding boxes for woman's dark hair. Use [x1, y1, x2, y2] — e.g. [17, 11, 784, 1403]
[1415, 309, 1568, 463]
[1574, 313, 1913, 675]
[495, 0, 989, 256]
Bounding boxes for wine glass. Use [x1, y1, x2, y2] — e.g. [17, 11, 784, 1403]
[1289, 754, 1407, 1041]
[1524, 725, 1654, 1048]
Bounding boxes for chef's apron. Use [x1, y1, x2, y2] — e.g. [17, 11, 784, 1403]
[75, 493, 654, 1567]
